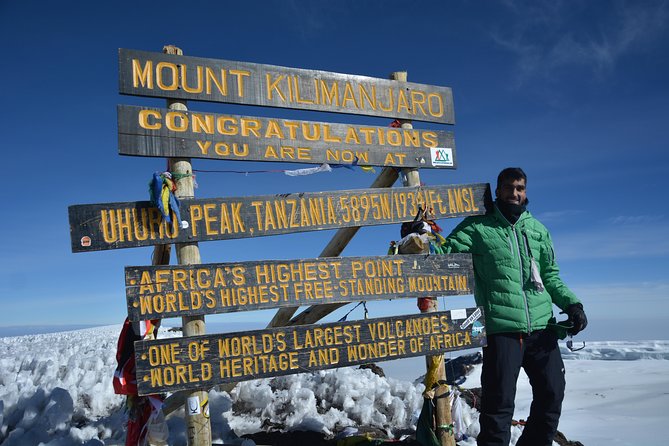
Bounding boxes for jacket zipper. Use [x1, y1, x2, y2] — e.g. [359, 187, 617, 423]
[521, 231, 531, 258]
[511, 226, 532, 333]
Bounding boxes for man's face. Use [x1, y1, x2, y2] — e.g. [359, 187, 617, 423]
[496, 178, 527, 205]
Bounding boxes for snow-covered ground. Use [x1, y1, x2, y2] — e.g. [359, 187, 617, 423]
[0, 325, 667, 445]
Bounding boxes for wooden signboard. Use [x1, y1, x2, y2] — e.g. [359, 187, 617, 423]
[125, 253, 474, 321]
[134, 307, 486, 395]
[69, 183, 490, 253]
[118, 105, 457, 168]
[119, 49, 455, 124]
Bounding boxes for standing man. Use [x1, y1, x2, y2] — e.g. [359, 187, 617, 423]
[442, 167, 587, 446]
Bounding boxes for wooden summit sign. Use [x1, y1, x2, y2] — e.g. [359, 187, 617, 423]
[118, 105, 456, 168]
[119, 49, 455, 124]
[134, 307, 486, 395]
[69, 183, 490, 252]
[125, 253, 474, 321]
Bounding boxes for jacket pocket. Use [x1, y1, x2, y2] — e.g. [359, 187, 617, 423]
[524, 229, 542, 259]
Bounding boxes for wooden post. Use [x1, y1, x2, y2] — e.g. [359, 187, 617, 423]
[393, 71, 454, 446]
[163, 44, 212, 446]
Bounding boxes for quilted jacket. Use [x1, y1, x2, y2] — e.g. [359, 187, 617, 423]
[442, 204, 580, 335]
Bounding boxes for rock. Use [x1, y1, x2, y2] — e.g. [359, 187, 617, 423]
[554, 430, 585, 446]
[243, 429, 330, 446]
[359, 363, 385, 378]
[444, 352, 482, 385]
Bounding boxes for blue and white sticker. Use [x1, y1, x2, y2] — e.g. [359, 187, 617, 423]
[471, 320, 484, 337]
[430, 147, 454, 167]
[460, 308, 482, 330]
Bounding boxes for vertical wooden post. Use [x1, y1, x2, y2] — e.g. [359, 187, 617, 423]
[393, 71, 454, 446]
[163, 44, 212, 446]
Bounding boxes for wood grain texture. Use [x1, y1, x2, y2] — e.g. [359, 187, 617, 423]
[119, 49, 455, 124]
[69, 183, 492, 252]
[134, 307, 486, 395]
[125, 254, 474, 320]
[117, 105, 456, 168]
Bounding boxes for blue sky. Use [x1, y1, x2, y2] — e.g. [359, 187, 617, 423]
[1, 0, 667, 339]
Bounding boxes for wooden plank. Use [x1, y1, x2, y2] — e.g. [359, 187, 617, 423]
[119, 49, 455, 124]
[118, 105, 456, 169]
[69, 183, 491, 253]
[125, 254, 474, 321]
[134, 307, 486, 395]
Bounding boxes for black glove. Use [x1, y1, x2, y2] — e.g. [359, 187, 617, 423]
[565, 303, 588, 336]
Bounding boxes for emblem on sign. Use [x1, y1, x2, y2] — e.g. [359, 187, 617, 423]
[431, 147, 454, 167]
[187, 396, 201, 416]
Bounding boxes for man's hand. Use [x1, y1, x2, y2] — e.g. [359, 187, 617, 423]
[566, 303, 588, 336]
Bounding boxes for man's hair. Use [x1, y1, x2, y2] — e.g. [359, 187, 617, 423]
[496, 167, 527, 190]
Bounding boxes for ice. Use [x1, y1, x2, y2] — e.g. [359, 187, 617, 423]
[0, 327, 667, 445]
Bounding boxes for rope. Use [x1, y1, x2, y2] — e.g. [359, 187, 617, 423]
[169, 172, 194, 181]
[424, 354, 448, 396]
[437, 424, 454, 435]
[338, 301, 367, 322]
[192, 160, 373, 177]
[194, 168, 285, 175]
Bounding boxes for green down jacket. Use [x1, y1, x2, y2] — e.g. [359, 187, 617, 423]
[442, 204, 580, 335]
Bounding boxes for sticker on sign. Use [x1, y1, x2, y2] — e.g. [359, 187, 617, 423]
[460, 307, 482, 329]
[187, 396, 201, 416]
[450, 309, 467, 320]
[431, 147, 454, 167]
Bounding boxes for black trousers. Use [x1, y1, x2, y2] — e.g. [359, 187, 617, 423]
[477, 330, 565, 446]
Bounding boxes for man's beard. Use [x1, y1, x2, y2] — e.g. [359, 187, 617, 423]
[496, 199, 527, 224]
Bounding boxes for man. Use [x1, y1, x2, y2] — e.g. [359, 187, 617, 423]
[442, 167, 587, 446]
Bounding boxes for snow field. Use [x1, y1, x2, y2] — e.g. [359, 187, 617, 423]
[1, 327, 668, 445]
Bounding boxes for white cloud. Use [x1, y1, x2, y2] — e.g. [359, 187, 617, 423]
[533, 209, 585, 223]
[609, 215, 664, 225]
[572, 281, 669, 303]
[286, 0, 325, 32]
[553, 220, 669, 260]
[493, 0, 669, 85]
[570, 281, 669, 321]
